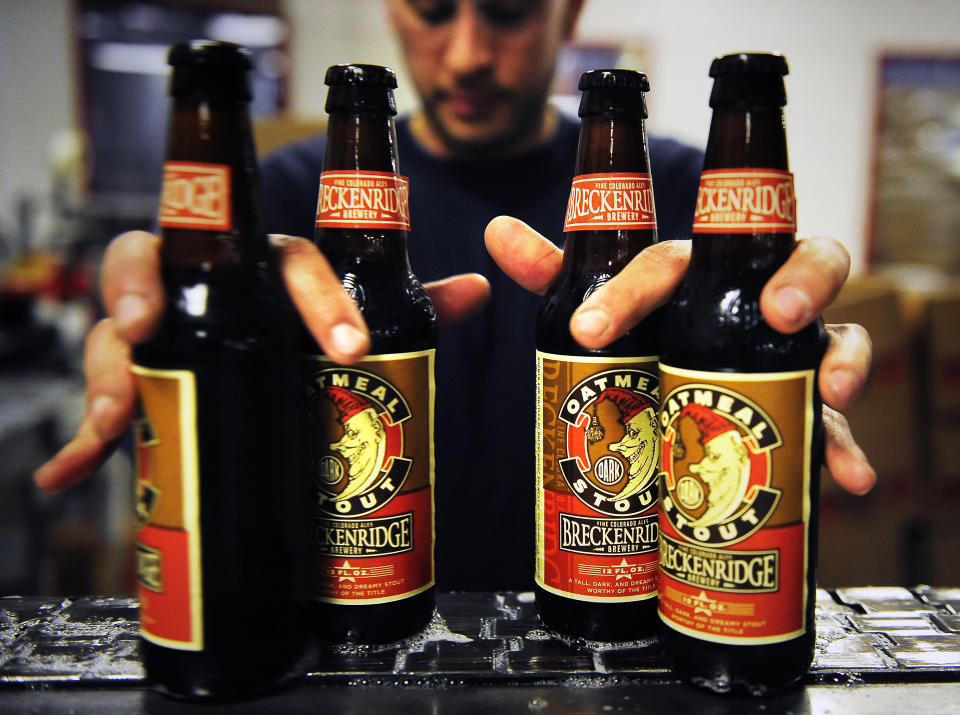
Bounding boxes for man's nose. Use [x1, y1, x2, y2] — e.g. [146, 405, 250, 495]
[443, 2, 495, 77]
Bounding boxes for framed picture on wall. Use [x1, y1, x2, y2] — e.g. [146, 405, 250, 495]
[867, 53, 960, 272]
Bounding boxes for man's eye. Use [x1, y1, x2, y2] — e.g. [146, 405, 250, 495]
[408, 0, 457, 24]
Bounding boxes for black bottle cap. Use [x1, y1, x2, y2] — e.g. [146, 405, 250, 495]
[579, 68, 650, 92]
[708, 52, 788, 109]
[709, 52, 789, 77]
[578, 68, 649, 118]
[324, 63, 398, 116]
[325, 63, 398, 88]
[168, 40, 252, 101]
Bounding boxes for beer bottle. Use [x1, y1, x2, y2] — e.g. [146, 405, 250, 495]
[535, 69, 661, 641]
[132, 41, 306, 698]
[302, 64, 438, 643]
[657, 52, 825, 693]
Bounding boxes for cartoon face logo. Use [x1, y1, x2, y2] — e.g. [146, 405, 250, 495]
[324, 387, 388, 501]
[597, 387, 660, 501]
[556, 369, 660, 516]
[660, 386, 783, 546]
[306, 369, 413, 517]
[677, 404, 752, 527]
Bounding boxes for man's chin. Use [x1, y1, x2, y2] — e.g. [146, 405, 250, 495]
[426, 108, 532, 158]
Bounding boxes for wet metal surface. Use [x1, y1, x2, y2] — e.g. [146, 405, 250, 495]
[2, 588, 960, 688]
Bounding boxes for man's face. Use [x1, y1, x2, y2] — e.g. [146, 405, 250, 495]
[387, 0, 580, 157]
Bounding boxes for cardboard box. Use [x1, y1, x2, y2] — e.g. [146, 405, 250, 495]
[818, 490, 919, 587]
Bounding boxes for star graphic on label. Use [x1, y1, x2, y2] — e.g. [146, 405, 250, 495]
[338, 560, 357, 583]
[614, 558, 634, 581]
[692, 590, 718, 617]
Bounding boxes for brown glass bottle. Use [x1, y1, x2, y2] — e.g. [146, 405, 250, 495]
[132, 41, 306, 699]
[657, 53, 825, 694]
[535, 69, 661, 642]
[301, 64, 437, 643]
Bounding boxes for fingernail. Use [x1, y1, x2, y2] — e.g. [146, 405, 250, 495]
[330, 323, 366, 358]
[572, 308, 610, 340]
[115, 294, 150, 331]
[268, 233, 295, 248]
[773, 286, 811, 324]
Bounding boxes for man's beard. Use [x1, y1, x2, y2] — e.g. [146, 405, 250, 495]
[419, 83, 552, 160]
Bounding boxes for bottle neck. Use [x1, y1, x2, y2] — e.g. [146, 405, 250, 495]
[561, 111, 656, 274]
[702, 104, 788, 171]
[316, 111, 409, 262]
[160, 97, 268, 268]
[693, 102, 794, 271]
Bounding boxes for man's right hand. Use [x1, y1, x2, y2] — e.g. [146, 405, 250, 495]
[33, 230, 490, 492]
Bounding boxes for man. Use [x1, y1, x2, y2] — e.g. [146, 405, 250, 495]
[35, 0, 875, 592]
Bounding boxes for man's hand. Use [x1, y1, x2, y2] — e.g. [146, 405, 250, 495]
[34, 231, 490, 492]
[484, 215, 876, 496]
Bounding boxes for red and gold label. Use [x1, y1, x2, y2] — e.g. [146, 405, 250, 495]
[132, 366, 203, 651]
[158, 161, 231, 231]
[536, 353, 660, 602]
[657, 364, 815, 644]
[693, 168, 796, 233]
[315, 170, 411, 231]
[564, 172, 657, 231]
[303, 350, 435, 604]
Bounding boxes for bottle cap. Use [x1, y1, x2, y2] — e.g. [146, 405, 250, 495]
[708, 52, 788, 108]
[325, 64, 398, 89]
[577, 68, 649, 118]
[324, 64, 398, 115]
[578, 68, 650, 92]
[709, 52, 789, 77]
[168, 40, 252, 101]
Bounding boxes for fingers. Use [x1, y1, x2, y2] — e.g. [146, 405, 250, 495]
[425, 273, 491, 328]
[101, 230, 165, 344]
[270, 235, 370, 364]
[761, 236, 851, 334]
[484, 216, 563, 295]
[821, 323, 872, 411]
[83, 318, 137, 441]
[823, 406, 877, 495]
[34, 417, 119, 492]
[34, 318, 135, 492]
[570, 241, 691, 350]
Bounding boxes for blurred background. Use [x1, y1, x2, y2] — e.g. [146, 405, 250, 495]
[0, 0, 958, 597]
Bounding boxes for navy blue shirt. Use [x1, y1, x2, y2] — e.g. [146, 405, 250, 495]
[260, 113, 703, 591]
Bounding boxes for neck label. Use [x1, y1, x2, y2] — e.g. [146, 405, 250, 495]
[316, 170, 411, 231]
[159, 162, 231, 232]
[564, 172, 657, 231]
[693, 169, 796, 233]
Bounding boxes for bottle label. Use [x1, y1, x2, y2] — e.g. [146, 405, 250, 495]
[303, 350, 435, 604]
[536, 352, 661, 602]
[693, 168, 796, 233]
[158, 162, 231, 231]
[315, 170, 412, 231]
[657, 364, 815, 644]
[131, 366, 204, 651]
[564, 172, 657, 231]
